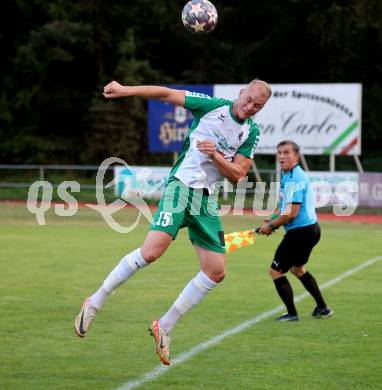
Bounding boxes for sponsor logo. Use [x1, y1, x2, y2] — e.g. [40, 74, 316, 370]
[186, 91, 211, 99]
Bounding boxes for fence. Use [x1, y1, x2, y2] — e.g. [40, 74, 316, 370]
[1, 164, 381, 208]
[0, 164, 277, 191]
[0, 164, 115, 190]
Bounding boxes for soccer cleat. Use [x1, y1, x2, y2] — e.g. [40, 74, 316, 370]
[148, 320, 171, 365]
[275, 313, 300, 322]
[311, 306, 334, 318]
[74, 297, 98, 337]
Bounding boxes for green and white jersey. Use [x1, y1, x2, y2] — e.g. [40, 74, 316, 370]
[169, 91, 260, 193]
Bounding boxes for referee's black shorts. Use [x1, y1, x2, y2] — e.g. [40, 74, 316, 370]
[271, 223, 321, 274]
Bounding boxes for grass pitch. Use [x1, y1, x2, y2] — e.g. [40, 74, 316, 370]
[0, 203, 381, 389]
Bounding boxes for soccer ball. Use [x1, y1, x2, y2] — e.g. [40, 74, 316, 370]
[181, 0, 218, 34]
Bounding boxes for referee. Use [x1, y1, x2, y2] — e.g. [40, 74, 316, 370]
[259, 140, 333, 321]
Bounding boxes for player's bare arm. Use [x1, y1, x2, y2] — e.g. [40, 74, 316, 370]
[197, 140, 252, 183]
[103, 81, 186, 106]
[259, 203, 301, 235]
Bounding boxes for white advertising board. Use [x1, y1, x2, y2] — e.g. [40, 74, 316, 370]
[307, 171, 359, 208]
[214, 84, 362, 155]
[114, 166, 171, 199]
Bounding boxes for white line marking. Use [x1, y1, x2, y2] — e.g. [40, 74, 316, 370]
[115, 255, 382, 390]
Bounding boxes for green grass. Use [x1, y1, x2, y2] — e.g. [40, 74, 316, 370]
[0, 203, 381, 389]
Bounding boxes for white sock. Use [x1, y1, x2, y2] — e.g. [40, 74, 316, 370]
[90, 248, 149, 309]
[159, 271, 218, 333]
[89, 286, 108, 310]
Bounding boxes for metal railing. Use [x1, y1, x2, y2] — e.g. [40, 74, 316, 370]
[0, 164, 278, 207]
[0, 164, 114, 189]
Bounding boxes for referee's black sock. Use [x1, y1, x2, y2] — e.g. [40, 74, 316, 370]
[298, 271, 326, 308]
[274, 276, 297, 316]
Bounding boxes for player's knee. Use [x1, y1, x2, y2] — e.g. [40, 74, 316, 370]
[140, 246, 163, 262]
[212, 272, 225, 283]
[217, 271, 226, 282]
[205, 270, 225, 283]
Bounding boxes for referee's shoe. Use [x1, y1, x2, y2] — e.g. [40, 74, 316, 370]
[275, 313, 300, 322]
[311, 305, 334, 318]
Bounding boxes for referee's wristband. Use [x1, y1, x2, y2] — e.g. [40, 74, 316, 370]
[270, 213, 278, 220]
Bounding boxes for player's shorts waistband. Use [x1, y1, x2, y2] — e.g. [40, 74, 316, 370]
[168, 177, 210, 196]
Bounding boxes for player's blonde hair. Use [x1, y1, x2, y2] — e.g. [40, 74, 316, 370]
[248, 79, 272, 99]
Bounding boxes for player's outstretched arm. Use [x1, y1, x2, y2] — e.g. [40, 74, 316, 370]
[103, 81, 186, 106]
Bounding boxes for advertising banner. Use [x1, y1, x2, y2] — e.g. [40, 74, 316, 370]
[214, 84, 362, 155]
[306, 172, 359, 208]
[114, 166, 382, 208]
[358, 173, 382, 207]
[114, 166, 171, 199]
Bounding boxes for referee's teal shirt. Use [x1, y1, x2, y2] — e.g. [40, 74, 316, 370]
[279, 165, 317, 231]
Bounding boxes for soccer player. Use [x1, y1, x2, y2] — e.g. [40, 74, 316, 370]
[74, 79, 272, 364]
[258, 140, 333, 321]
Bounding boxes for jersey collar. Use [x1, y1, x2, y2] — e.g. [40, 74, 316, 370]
[283, 164, 300, 177]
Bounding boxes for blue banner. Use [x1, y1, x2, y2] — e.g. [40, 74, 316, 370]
[148, 85, 213, 152]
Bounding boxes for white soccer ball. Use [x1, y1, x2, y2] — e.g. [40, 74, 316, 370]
[181, 0, 218, 34]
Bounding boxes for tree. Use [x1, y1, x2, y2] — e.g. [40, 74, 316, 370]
[0, 0, 381, 167]
[85, 28, 172, 164]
